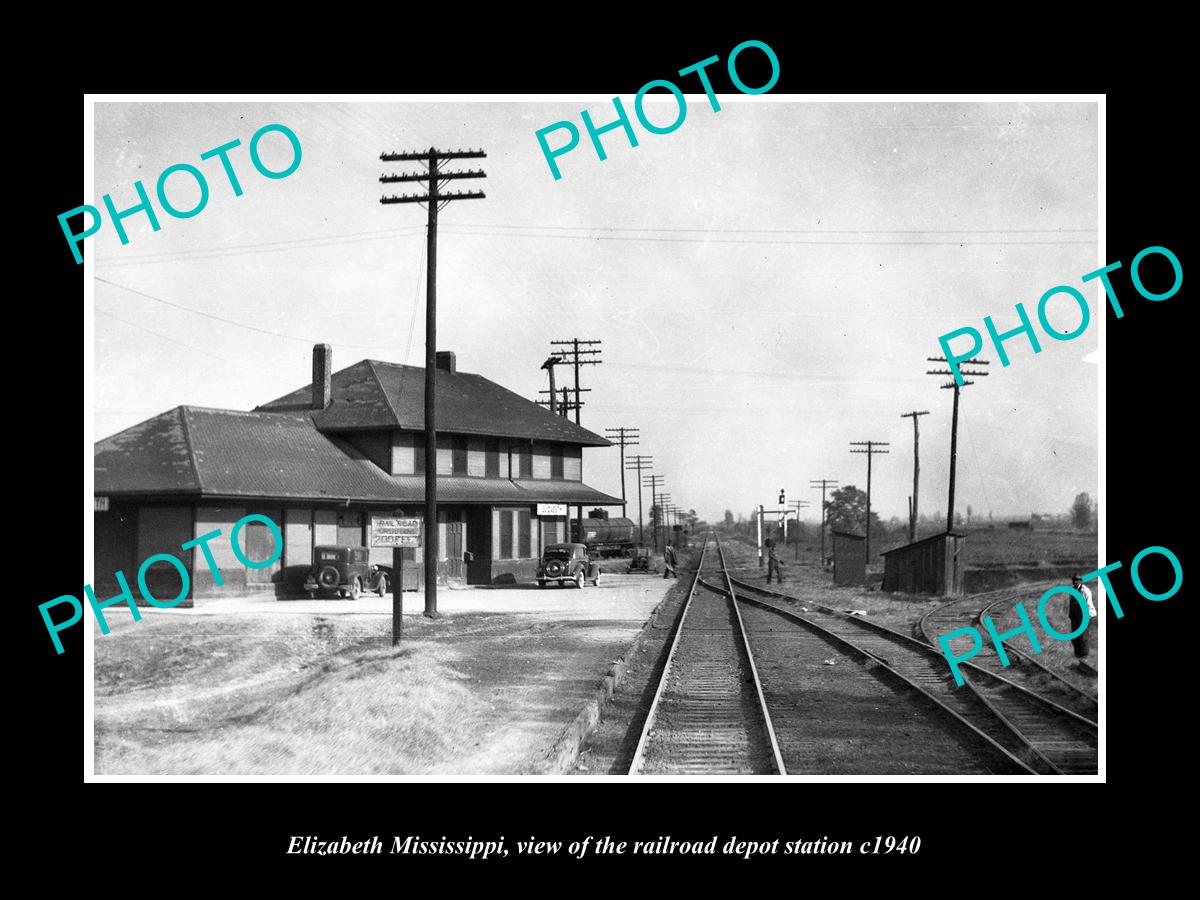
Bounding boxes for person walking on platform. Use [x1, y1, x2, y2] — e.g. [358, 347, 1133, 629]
[663, 544, 678, 579]
[767, 541, 784, 584]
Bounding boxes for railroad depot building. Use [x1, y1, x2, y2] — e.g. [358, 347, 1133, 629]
[94, 345, 619, 600]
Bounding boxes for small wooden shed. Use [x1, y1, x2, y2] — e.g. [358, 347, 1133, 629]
[881, 531, 966, 596]
[832, 530, 867, 586]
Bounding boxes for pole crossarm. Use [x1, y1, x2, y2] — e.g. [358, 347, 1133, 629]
[382, 190, 485, 204]
[381, 148, 487, 161]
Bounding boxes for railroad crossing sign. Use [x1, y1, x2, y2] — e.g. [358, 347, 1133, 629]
[371, 516, 422, 547]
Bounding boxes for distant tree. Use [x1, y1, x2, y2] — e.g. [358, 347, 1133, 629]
[1071, 492, 1093, 529]
[724, 509, 735, 527]
[954, 511, 963, 527]
[825, 485, 883, 537]
[967, 504, 973, 524]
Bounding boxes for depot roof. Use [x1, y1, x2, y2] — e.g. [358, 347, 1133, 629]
[257, 359, 610, 446]
[95, 406, 621, 505]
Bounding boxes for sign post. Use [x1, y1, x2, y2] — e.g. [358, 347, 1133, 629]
[372, 516, 422, 646]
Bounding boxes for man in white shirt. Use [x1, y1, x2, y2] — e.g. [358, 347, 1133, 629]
[1069, 574, 1097, 661]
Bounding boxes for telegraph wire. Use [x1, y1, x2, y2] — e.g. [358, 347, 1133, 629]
[94, 224, 426, 267]
[94, 277, 400, 350]
[95, 306, 259, 373]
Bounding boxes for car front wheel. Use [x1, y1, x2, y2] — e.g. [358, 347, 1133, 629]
[349, 577, 362, 600]
[574, 571, 584, 589]
[376, 574, 388, 597]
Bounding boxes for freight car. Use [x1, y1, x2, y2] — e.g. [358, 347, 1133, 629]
[571, 514, 638, 557]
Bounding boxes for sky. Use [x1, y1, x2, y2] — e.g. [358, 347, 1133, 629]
[92, 99, 1098, 526]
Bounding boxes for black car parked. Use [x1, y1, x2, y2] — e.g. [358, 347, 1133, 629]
[537, 542, 600, 589]
[304, 545, 390, 599]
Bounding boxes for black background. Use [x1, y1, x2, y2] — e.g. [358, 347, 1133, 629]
[23, 25, 1188, 883]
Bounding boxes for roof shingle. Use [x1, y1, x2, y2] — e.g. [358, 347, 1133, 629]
[258, 359, 610, 446]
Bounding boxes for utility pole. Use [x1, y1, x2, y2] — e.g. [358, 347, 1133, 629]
[643, 475, 665, 552]
[900, 410, 930, 543]
[626, 455, 653, 543]
[927, 357, 990, 533]
[550, 339, 602, 548]
[381, 146, 486, 619]
[604, 427, 640, 515]
[849, 441, 890, 562]
[657, 494, 672, 553]
[790, 499, 810, 561]
[810, 479, 838, 568]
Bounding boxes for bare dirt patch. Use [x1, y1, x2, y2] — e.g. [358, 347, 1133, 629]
[95, 587, 666, 775]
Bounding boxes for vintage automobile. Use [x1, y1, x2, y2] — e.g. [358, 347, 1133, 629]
[627, 545, 652, 573]
[537, 542, 600, 589]
[304, 545, 390, 599]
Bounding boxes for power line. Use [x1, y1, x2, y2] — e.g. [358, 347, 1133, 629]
[94, 225, 425, 267]
[94, 276, 398, 350]
[95, 305, 258, 374]
[440, 228, 1095, 247]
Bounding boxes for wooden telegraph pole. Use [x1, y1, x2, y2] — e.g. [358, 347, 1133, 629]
[927, 357, 990, 532]
[643, 475, 665, 552]
[810, 479, 838, 568]
[849, 441, 889, 562]
[900, 410, 930, 543]
[626, 455, 653, 543]
[380, 146, 486, 618]
[604, 427, 640, 515]
[550, 339, 602, 545]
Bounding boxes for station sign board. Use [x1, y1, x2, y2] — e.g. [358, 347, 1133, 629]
[536, 503, 568, 516]
[371, 516, 422, 547]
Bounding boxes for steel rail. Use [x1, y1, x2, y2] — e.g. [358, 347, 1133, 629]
[628, 535, 708, 774]
[700, 566, 1036, 772]
[713, 538, 787, 775]
[726, 572, 1096, 775]
[920, 588, 1098, 723]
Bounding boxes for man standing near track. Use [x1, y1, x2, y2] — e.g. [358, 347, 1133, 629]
[1069, 573, 1097, 662]
[662, 547, 681, 580]
[663, 544, 678, 579]
[767, 540, 784, 584]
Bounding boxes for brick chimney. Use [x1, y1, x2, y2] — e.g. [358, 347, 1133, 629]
[312, 343, 332, 409]
[435, 351, 457, 374]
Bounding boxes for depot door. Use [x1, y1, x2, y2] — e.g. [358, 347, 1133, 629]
[243, 508, 283, 584]
[444, 522, 465, 581]
[465, 508, 492, 584]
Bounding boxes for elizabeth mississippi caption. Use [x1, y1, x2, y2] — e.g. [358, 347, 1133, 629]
[289, 834, 920, 860]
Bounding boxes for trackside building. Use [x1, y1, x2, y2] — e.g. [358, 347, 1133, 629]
[94, 345, 620, 601]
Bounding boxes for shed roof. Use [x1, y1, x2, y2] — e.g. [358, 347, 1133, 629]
[879, 531, 966, 555]
[257, 359, 610, 446]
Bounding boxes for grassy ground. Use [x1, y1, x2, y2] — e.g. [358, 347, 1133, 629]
[95, 595, 664, 775]
[739, 525, 1097, 572]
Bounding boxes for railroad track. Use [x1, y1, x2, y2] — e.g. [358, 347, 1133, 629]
[716, 539, 1097, 775]
[919, 588, 1098, 723]
[629, 535, 785, 775]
